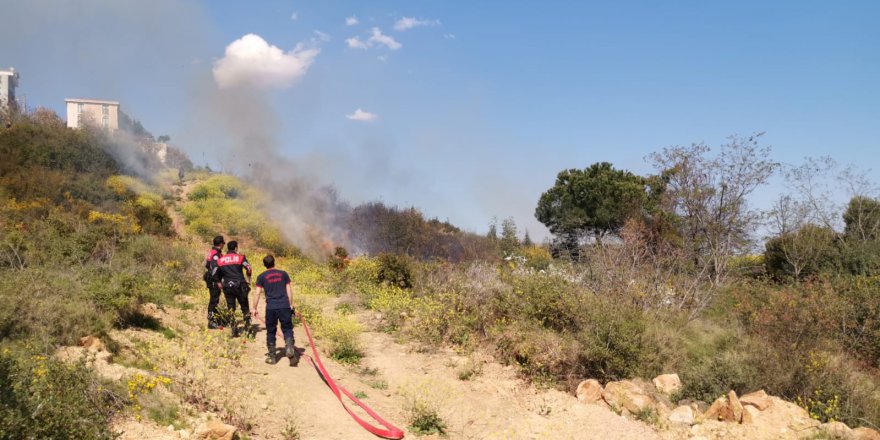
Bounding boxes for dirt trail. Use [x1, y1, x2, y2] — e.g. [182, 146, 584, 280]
[131, 180, 668, 440]
[167, 180, 199, 239]
[222, 304, 665, 440]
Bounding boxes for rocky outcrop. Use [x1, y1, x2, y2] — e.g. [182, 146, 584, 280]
[740, 389, 773, 411]
[576, 379, 605, 404]
[575, 374, 880, 439]
[193, 420, 237, 440]
[668, 405, 696, 425]
[602, 380, 658, 415]
[652, 373, 682, 396]
[853, 427, 880, 440]
[820, 421, 853, 438]
[56, 335, 140, 381]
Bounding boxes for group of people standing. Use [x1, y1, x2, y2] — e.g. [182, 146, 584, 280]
[204, 235, 299, 365]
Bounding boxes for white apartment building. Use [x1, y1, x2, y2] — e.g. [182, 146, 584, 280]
[0, 67, 19, 114]
[65, 98, 121, 130]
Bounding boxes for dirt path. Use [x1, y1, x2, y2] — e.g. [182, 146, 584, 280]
[225, 302, 665, 440]
[143, 179, 667, 440]
[168, 180, 199, 240]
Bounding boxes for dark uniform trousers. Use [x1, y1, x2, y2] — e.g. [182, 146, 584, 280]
[207, 282, 223, 320]
[265, 307, 294, 347]
[223, 280, 250, 318]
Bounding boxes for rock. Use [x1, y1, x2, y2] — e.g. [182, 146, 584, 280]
[853, 427, 880, 440]
[193, 420, 237, 440]
[167, 424, 175, 431]
[728, 390, 744, 423]
[668, 405, 695, 425]
[576, 379, 604, 404]
[602, 380, 655, 415]
[652, 373, 682, 396]
[704, 392, 743, 423]
[821, 421, 853, 438]
[705, 397, 727, 421]
[142, 302, 161, 317]
[741, 405, 759, 424]
[79, 335, 106, 352]
[740, 389, 773, 411]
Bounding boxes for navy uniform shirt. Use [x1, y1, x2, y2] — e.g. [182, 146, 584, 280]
[255, 268, 291, 310]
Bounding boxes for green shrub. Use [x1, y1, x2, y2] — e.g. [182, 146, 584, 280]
[839, 240, 880, 276]
[678, 350, 760, 403]
[181, 176, 297, 256]
[575, 300, 649, 381]
[763, 225, 838, 280]
[0, 346, 119, 440]
[376, 253, 414, 289]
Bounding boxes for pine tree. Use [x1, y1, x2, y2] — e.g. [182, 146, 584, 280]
[523, 229, 533, 247]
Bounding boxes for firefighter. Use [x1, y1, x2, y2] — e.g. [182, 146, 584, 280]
[216, 240, 253, 337]
[252, 255, 299, 366]
[204, 235, 225, 329]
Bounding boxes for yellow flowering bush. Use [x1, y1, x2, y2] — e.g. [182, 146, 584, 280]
[127, 373, 172, 420]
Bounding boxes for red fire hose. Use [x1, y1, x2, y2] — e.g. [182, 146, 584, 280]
[252, 309, 406, 439]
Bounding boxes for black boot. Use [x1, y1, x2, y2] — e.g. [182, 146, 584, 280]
[207, 313, 219, 329]
[285, 337, 299, 366]
[265, 344, 277, 364]
[244, 317, 253, 338]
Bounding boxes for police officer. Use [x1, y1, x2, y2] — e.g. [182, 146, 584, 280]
[252, 255, 298, 366]
[204, 235, 225, 329]
[216, 240, 253, 337]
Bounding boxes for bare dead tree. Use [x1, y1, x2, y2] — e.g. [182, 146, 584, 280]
[649, 133, 778, 287]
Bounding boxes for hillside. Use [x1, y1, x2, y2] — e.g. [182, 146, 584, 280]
[3, 113, 880, 440]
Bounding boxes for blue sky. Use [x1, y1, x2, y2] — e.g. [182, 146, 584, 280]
[2, 0, 878, 240]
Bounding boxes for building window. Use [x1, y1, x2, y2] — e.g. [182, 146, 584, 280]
[102, 104, 109, 115]
[77, 103, 84, 113]
[102, 116, 109, 129]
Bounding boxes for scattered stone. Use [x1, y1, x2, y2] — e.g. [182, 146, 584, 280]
[167, 424, 175, 431]
[668, 405, 695, 425]
[652, 373, 682, 396]
[853, 427, 880, 440]
[602, 380, 655, 415]
[821, 421, 853, 438]
[79, 335, 106, 352]
[728, 391, 744, 423]
[576, 379, 604, 405]
[740, 389, 773, 411]
[705, 397, 728, 421]
[193, 420, 237, 440]
[702, 391, 749, 423]
[743, 405, 761, 424]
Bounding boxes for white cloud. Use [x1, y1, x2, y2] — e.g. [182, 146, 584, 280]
[290, 11, 298, 20]
[213, 34, 319, 89]
[377, 55, 388, 62]
[368, 27, 401, 50]
[345, 36, 369, 50]
[393, 17, 440, 31]
[444, 33, 456, 40]
[313, 30, 330, 42]
[345, 16, 359, 26]
[346, 108, 377, 122]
